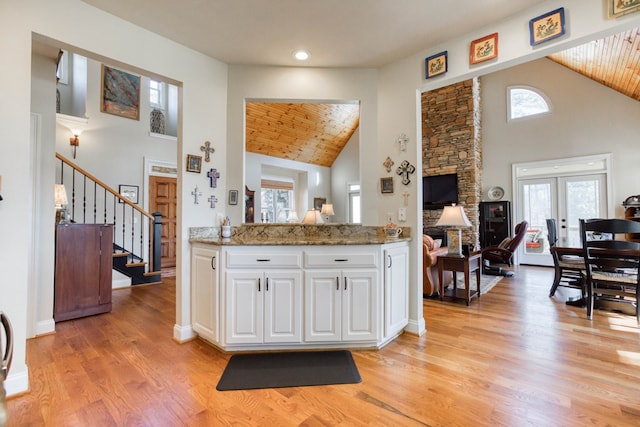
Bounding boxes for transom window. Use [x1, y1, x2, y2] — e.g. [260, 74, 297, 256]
[508, 86, 551, 121]
[149, 79, 165, 109]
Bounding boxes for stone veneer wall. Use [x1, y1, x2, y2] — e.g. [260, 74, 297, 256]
[421, 78, 482, 247]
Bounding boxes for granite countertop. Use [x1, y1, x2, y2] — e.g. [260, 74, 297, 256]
[189, 224, 411, 246]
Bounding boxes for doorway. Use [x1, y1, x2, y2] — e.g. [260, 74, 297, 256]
[149, 175, 177, 269]
[513, 154, 612, 266]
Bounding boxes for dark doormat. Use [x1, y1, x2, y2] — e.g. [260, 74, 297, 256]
[216, 350, 361, 391]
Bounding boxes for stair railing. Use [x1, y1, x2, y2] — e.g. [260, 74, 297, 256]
[56, 153, 162, 276]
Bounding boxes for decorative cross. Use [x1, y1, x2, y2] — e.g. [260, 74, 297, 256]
[397, 133, 409, 152]
[200, 140, 215, 162]
[207, 168, 220, 188]
[396, 160, 416, 185]
[403, 190, 410, 206]
[383, 157, 395, 173]
[191, 186, 202, 204]
[208, 194, 219, 208]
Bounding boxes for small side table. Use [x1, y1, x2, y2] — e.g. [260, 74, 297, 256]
[438, 252, 482, 305]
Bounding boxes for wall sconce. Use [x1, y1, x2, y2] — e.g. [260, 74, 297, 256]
[321, 203, 334, 222]
[301, 209, 324, 224]
[69, 129, 81, 159]
[54, 184, 69, 224]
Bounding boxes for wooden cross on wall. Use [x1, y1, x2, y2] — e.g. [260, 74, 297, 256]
[208, 195, 218, 208]
[200, 140, 215, 162]
[396, 160, 416, 185]
[191, 186, 202, 204]
[207, 168, 220, 188]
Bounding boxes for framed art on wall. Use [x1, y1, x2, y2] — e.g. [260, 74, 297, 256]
[607, 0, 640, 18]
[425, 51, 448, 79]
[313, 197, 326, 211]
[529, 8, 565, 46]
[186, 154, 202, 173]
[380, 177, 394, 194]
[118, 185, 139, 204]
[100, 65, 141, 120]
[470, 33, 498, 64]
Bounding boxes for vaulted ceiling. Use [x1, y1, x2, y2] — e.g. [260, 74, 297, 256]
[548, 28, 640, 102]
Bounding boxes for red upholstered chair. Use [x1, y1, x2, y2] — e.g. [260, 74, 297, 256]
[481, 221, 528, 275]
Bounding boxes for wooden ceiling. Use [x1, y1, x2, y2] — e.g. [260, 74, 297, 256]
[246, 102, 360, 168]
[547, 28, 640, 102]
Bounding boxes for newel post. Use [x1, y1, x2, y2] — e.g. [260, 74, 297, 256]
[152, 212, 163, 273]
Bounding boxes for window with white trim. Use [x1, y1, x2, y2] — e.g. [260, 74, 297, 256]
[507, 86, 551, 121]
[260, 179, 295, 223]
[149, 79, 165, 109]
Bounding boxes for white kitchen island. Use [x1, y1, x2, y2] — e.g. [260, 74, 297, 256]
[190, 224, 410, 352]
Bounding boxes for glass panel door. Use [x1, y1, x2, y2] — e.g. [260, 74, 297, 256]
[517, 174, 606, 266]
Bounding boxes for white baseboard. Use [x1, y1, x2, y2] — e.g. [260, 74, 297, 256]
[405, 318, 426, 336]
[173, 324, 196, 343]
[4, 367, 29, 397]
[112, 269, 131, 289]
[35, 318, 55, 336]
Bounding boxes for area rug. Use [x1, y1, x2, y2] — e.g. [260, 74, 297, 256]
[452, 274, 503, 294]
[216, 350, 361, 391]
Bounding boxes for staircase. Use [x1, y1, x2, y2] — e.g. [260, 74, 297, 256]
[56, 153, 162, 285]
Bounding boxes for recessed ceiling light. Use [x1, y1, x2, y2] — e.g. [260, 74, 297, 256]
[293, 50, 310, 61]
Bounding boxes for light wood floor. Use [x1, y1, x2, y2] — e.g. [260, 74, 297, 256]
[7, 266, 640, 426]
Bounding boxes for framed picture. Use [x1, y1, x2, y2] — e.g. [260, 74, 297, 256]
[470, 33, 498, 65]
[313, 197, 326, 211]
[529, 8, 565, 46]
[425, 51, 448, 79]
[186, 154, 202, 173]
[380, 177, 394, 194]
[100, 65, 140, 120]
[228, 190, 238, 205]
[118, 184, 139, 204]
[607, 0, 640, 18]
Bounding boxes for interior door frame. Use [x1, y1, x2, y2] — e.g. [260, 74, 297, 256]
[511, 153, 613, 266]
[143, 158, 178, 265]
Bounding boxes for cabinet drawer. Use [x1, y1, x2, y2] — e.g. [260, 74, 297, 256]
[305, 252, 377, 268]
[226, 251, 302, 268]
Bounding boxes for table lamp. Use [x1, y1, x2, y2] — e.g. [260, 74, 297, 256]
[302, 209, 324, 224]
[321, 203, 334, 222]
[435, 204, 471, 256]
[54, 184, 69, 224]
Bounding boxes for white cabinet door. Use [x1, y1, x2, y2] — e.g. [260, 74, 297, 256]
[343, 270, 378, 341]
[191, 245, 219, 343]
[226, 271, 263, 344]
[304, 269, 378, 342]
[264, 271, 302, 343]
[304, 270, 341, 342]
[383, 244, 409, 338]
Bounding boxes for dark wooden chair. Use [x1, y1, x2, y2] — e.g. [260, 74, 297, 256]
[481, 220, 528, 276]
[546, 218, 585, 299]
[580, 218, 640, 323]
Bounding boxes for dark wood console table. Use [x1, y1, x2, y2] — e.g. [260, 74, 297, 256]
[438, 252, 482, 305]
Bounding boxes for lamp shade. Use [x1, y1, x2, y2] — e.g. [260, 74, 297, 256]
[321, 203, 334, 216]
[288, 211, 300, 223]
[301, 209, 324, 224]
[435, 205, 471, 227]
[54, 184, 68, 207]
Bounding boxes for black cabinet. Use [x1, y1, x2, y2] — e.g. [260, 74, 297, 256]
[479, 201, 511, 248]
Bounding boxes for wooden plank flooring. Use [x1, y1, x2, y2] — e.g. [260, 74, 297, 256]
[6, 266, 640, 426]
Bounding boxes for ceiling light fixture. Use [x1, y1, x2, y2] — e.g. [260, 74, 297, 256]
[293, 50, 310, 61]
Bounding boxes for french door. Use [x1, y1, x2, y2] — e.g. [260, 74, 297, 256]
[517, 174, 607, 266]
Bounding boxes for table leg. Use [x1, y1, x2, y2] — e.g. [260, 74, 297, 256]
[464, 268, 470, 306]
[475, 268, 481, 299]
[438, 259, 444, 301]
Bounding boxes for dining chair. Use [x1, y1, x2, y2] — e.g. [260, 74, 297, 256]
[580, 218, 640, 323]
[546, 218, 585, 299]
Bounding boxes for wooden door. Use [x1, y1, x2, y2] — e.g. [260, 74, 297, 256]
[149, 176, 177, 269]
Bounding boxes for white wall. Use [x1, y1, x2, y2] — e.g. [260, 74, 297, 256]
[226, 65, 378, 225]
[482, 58, 640, 217]
[331, 127, 360, 223]
[1, 0, 228, 396]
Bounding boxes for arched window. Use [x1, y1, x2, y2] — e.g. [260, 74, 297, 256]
[507, 86, 551, 121]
